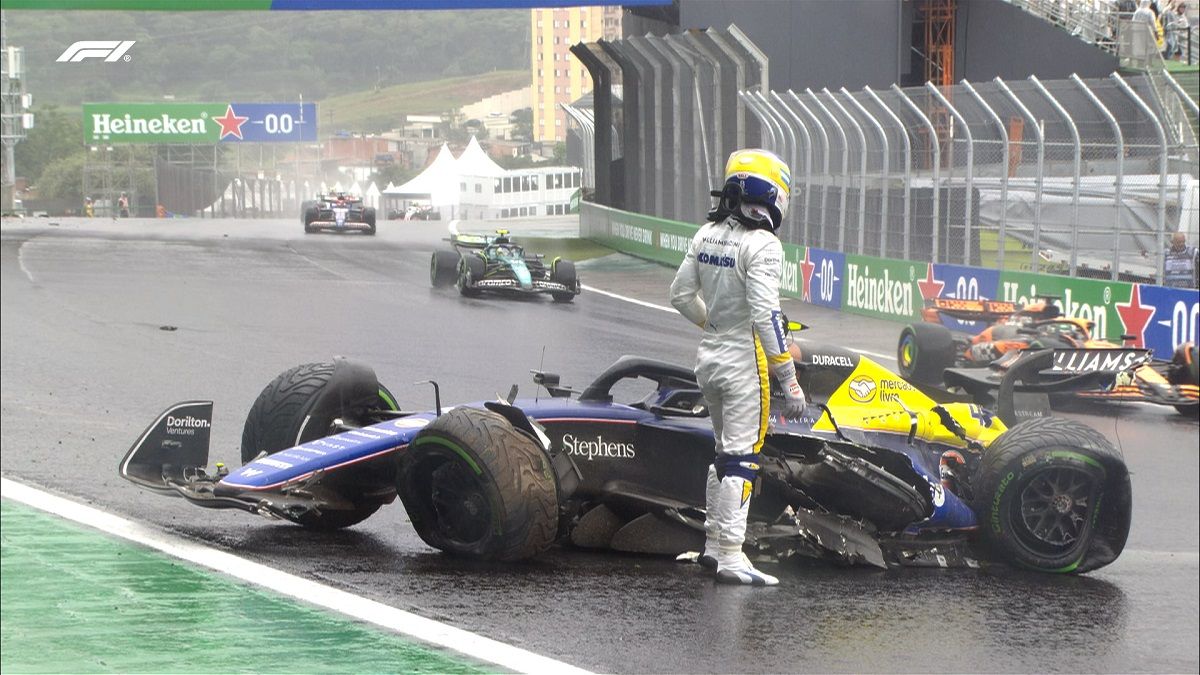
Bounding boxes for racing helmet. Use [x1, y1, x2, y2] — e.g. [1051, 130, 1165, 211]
[714, 149, 791, 232]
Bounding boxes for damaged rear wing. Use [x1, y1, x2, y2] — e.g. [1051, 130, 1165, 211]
[925, 297, 1019, 323]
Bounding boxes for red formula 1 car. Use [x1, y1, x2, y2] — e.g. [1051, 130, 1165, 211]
[897, 296, 1199, 416]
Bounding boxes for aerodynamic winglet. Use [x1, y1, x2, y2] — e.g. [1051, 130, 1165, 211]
[119, 401, 212, 493]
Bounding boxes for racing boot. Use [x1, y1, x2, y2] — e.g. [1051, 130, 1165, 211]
[714, 475, 779, 586]
[700, 464, 721, 570]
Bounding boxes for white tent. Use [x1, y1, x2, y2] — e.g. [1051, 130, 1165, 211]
[383, 143, 460, 209]
[364, 181, 381, 209]
[456, 135, 505, 178]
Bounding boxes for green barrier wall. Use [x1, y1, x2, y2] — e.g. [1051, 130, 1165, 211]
[581, 202, 1198, 356]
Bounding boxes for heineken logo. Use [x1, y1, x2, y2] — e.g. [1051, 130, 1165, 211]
[92, 112, 208, 138]
[845, 262, 914, 318]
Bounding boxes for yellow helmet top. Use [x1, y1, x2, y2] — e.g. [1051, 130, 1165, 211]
[720, 148, 791, 230]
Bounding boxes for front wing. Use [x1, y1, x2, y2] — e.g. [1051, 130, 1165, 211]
[467, 277, 577, 295]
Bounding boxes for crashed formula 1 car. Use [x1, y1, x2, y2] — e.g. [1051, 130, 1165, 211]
[898, 296, 1199, 416]
[120, 339, 1133, 575]
[430, 229, 580, 303]
[302, 193, 377, 235]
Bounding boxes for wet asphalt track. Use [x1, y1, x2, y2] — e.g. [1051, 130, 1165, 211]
[2, 217, 1197, 673]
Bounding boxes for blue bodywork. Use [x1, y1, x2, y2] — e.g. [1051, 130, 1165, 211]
[224, 392, 978, 534]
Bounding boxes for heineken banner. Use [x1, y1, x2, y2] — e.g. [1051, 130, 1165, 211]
[83, 102, 317, 144]
[842, 254, 922, 322]
[579, 203, 1198, 359]
[997, 271, 1199, 357]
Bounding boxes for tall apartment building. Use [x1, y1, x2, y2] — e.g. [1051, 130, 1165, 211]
[530, 6, 621, 144]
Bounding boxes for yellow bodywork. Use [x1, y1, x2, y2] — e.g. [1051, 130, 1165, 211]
[811, 355, 1008, 449]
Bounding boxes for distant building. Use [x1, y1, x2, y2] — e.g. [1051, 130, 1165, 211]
[530, 5, 621, 144]
[382, 137, 580, 220]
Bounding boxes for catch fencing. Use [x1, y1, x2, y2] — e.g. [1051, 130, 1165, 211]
[746, 72, 1199, 284]
[575, 26, 1199, 287]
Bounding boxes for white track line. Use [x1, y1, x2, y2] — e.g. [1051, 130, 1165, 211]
[17, 240, 36, 283]
[0, 476, 591, 675]
[580, 283, 896, 362]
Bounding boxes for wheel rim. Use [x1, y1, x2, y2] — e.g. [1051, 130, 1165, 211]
[426, 456, 492, 547]
[899, 334, 915, 371]
[1016, 466, 1095, 552]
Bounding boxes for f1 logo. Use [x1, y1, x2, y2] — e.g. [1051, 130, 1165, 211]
[56, 41, 135, 63]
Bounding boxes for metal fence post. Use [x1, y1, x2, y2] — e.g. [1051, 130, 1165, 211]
[1163, 71, 1200, 116]
[683, 31, 725, 186]
[843, 87, 890, 257]
[962, 79, 1009, 272]
[757, 91, 801, 242]
[704, 29, 747, 149]
[807, 89, 850, 253]
[755, 91, 795, 182]
[773, 91, 813, 247]
[626, 38, 665, 218]
[824, 88, 869, 254]
[1112, 72, 1168, 284]
[788, 91, 830, 249]
[1030, 75, 1081, 276]
[995, 77, 1044, 273]
[739, 91, 777, 151]
[646, 37, 685, 223]
[668, 34, 714, 211]
[892, 85, 941, 263]
[1071, 74, 1124, 281]
[926, 82, 975, 266]
[864, 86, 911, 260]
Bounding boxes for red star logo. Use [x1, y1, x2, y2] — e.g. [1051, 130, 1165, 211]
[214, 105, 248, 140]
[917, 263, 945, 300]
[1115, 284, 1155, 348]
[800, 247, 816, 302]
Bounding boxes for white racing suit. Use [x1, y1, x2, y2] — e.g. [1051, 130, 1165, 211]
[670, 216, 802, 585]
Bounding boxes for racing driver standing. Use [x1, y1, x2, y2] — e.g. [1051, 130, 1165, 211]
[670, 148, 806, 586]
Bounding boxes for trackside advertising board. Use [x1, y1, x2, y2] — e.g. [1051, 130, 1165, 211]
[83, 103, 317, 144]
[843, 254, 922, 322]
[580, 203, 1198, 358]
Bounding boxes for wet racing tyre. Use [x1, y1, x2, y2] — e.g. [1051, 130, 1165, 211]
[363, 207, 377, 235]
[430, 250, 460, 288]
[1169, 342, 1198, 416]
[396, 407, 558, 561]
[303, 205, 319, 233]
[240, 359, 400, 530]
[457, 254, 484, 297]
[973, 417, 1131, 574]
[550, 258, 578, 303]
[897, 323, 955, 385]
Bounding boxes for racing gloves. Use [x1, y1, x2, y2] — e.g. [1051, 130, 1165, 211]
[774, 362, 807, 420]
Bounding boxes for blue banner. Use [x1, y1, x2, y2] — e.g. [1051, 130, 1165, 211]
[803, 247, 844, 310]
[222, 103, 317, 143]
[1126, 283, 1200, 359]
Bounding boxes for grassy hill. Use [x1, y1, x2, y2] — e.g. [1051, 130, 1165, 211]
[319, 70, 530, 134]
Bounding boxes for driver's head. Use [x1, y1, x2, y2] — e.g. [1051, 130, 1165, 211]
[1171, 232, 1187, 250]
[717, 149, 790, 233]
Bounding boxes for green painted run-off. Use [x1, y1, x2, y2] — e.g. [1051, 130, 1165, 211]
[0, 500, 487, 674]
